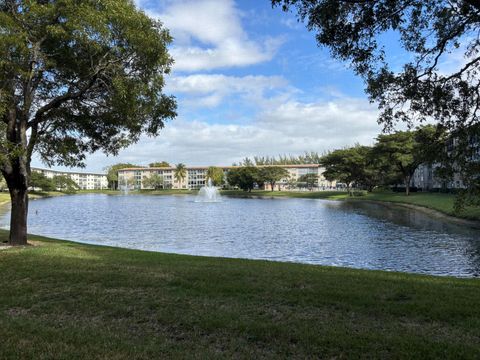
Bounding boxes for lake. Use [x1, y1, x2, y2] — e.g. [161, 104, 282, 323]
[1, 194, 480, 277]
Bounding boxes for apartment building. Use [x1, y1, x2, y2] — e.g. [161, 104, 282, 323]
[118, 164, 336, 191]
[412, 134, 479, 191]
[32, 167, 109, 190]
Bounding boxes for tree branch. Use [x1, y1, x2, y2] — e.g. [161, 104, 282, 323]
[464, 0, 480, 11]
[29, 74, 98, 127]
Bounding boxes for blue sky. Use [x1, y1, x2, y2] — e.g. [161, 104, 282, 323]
[33, 0, 385, 172]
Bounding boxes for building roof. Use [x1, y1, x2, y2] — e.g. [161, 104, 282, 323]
[118, 164, 321, 172]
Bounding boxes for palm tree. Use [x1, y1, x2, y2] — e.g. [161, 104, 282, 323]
[174, 163, 187, 188]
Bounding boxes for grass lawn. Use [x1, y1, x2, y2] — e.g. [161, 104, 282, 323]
[1, 231, 480, 359]
[0, 192, 10, 206]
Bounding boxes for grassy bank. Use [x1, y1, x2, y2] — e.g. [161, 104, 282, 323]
[0, 232, 479, 358]
[354, 191, 480, 221]
[220, 189, 346, 199]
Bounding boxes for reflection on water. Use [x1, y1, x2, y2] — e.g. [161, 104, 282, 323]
[1, 194, 479, 277]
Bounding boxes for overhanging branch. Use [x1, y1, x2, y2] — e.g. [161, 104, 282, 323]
[464, 0, 480, 11]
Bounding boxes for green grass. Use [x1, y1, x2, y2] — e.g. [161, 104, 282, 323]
[0, 192, 10, 206]
[354, 191, 480, 221]
[220, 189, 346, 199]
[1, 231, 480, 359]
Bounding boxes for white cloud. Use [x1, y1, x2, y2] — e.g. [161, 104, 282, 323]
[280, 17, 303, 31]
[114, 97, 380, 167]
[143, 0, 282, 71]
[167, 74, 290, 107]
[30, 1, 383, 172]
[34, 97, 381, 172]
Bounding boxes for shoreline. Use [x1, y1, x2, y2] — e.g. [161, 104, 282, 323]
[344, 198, 480, 229]
[219, 191, 480, 227]
[0, 190, 479, 228]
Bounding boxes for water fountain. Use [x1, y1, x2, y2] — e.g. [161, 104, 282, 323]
[195, 178, 222, 202]
[119, 177, 130, 195]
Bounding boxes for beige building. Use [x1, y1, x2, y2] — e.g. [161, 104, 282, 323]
[118, 164, 336, 191]
[32, 167, 109, 190]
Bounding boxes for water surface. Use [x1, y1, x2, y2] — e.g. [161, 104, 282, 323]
[1, 194, 479, 277]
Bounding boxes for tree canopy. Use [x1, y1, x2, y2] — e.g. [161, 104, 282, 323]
[319, 126, 446, 195]
[227, 167, 260, 192]
[0, 0, 176, 244]
[373, 126, 446, 195]
[29, 171, 55, 192]
[174, 163, 187, 185]
[321, 146, 370, 194]
[206, 166, 224, 186]
[52, 175, 79, 193]
[149, 161, 170, 168]
[258, 166, 289, 191]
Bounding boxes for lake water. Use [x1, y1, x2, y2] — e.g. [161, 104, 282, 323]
[1, 194, 480, 277]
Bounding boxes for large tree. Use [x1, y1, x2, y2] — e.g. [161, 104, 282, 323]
[29, 171, 54, 192]
[174, 163, 187, 188]
[226, 167, 260, 192]
[52, 175, 79, 193]
[321, 145, 372, 194]
[373, 126, 446, 195]
[0, 1, 176, 245]
[258, 166, 289, 191]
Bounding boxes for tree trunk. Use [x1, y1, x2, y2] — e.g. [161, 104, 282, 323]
[8, 186, 28, 246]
[405, 176, 411, 196]
[271, 182, 275, 191]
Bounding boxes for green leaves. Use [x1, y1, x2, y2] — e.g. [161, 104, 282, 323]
[273, 0, 480, 197]
[174, 163, 187, 183]
[143, 173, 164, 190]
[1, 0, 177, 169]
[206, 166, 225, 186]
[226, 167, 260, 192]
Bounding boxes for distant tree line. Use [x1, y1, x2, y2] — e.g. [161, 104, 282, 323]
[234, 152, 324, 166]
[226, 166, 318, 192]
[237, 125, 479, 203]
[105, 125, 478, 210]
[272, 0, 480, 209]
